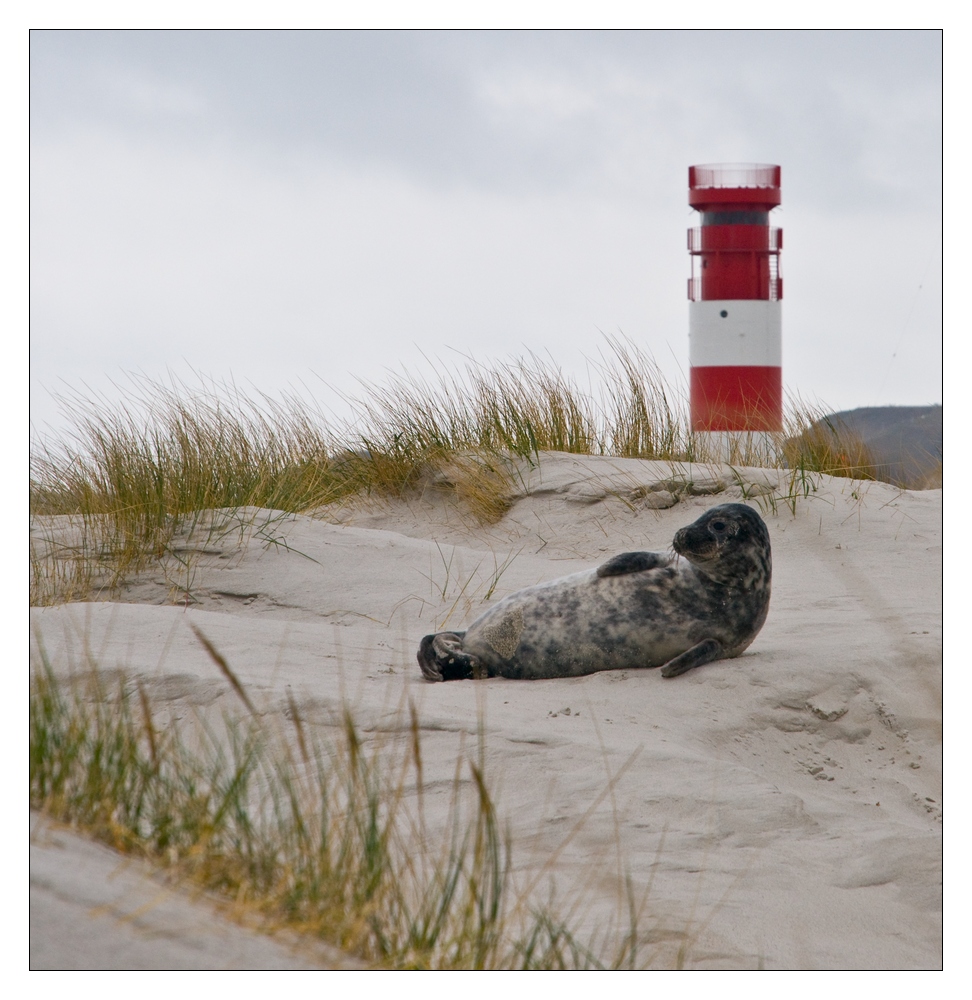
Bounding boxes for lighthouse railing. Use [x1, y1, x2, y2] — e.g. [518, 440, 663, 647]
[687, 227, 783, 253]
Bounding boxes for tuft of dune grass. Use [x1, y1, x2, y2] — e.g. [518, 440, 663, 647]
[30, 338, 877, 605]
[779, 406, 878, 481]
[30, 648, 648, 969]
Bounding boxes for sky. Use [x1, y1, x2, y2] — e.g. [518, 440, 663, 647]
[29, 29, 943, 435]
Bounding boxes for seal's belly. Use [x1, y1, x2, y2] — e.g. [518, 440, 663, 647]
[462, 568, 709, 679]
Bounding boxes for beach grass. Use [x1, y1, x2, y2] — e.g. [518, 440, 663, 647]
[30, 338, 875, 605]
[30, 643, 646, 969]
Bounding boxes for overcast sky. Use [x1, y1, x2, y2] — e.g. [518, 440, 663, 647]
[29, 29, 942, 434]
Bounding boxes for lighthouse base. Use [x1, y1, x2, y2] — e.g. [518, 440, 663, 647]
[693, 430, 781, 467]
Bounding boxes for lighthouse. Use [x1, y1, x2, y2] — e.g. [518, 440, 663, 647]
[687, 163, 783, 461]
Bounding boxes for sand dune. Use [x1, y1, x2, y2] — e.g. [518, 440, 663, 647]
[30, 453, 942, 969]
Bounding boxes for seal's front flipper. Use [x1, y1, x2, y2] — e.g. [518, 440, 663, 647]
[417, 631, 480, 682]
[660, 638, 723, 678]
[596, 551, 669, 578]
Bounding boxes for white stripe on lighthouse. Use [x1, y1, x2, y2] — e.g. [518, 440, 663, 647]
[689, 300, 782, 368]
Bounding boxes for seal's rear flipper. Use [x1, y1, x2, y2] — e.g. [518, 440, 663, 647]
[660, 638, 723, 678]
[417, 631, 480, 682]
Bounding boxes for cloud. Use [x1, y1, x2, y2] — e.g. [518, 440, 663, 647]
[31, 29, 941, 209]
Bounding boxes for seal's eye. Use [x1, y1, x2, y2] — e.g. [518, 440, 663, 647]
[710, 520, 727, 532]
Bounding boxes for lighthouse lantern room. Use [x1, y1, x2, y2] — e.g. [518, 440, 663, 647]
[687, 163, 783, 459]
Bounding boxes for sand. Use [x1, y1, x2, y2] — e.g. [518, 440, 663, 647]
[29, 453, 943, 970]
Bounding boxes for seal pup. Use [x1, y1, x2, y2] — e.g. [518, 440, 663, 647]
[417, 503, 770, 681]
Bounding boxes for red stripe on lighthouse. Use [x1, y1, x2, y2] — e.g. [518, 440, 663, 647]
[690, 366, 782, 432]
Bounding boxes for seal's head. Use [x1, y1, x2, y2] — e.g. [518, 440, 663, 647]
[673, 503, 771, 589]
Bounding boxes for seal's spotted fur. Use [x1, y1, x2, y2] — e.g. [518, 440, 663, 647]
[417, 503, 771, 681]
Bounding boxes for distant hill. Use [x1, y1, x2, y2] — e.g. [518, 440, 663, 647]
[809, 405, 942, 489]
